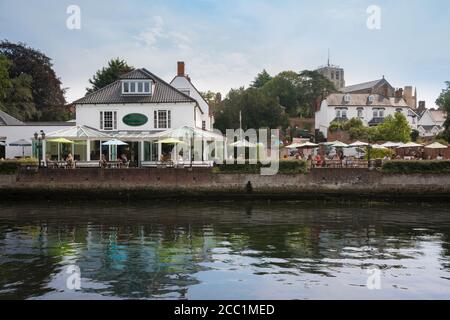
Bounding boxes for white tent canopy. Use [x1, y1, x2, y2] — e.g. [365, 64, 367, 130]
[330, 141, 349, 148]
[425, 142, 448, 149]
[371, 144, 388, 150]
[349, 141, 369, 147]
[382, 142, 403, 148]
[397, 142, 423, 148]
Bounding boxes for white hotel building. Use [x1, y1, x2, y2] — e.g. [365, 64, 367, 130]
[0, 62, 220, 164]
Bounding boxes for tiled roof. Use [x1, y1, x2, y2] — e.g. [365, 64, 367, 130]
[73, 68, 197, 105]
[0, 110, 25, 126]
[326, 93, 408, 107]
[342, 79, 383, 93]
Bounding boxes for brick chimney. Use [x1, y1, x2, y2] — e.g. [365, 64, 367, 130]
[177, 61, 185, 77]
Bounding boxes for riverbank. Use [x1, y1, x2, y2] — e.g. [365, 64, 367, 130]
[1, 168, 450, 202]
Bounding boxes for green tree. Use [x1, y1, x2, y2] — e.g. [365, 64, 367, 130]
[0, 54, 12, 100]
[250, 69, 272, 88]
[214, 87, 289, 132]
[297, 70, 336, 118]
[261, 73, 298, 116]
[374, 112, 411, 143]
[0, 40, 67, 121]
[0, 54, 37, 120]
[87, 58, 134, 94]
[436, 81, 450, 142]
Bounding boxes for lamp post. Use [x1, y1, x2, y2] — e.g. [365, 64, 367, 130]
[34, 130, 45, 168]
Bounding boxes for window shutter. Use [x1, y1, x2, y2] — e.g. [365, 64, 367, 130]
[113, 111, 117, 130]
[168, 110, 171, 128]
[154, 111, 157, 128]
[100, 111, 103, 130]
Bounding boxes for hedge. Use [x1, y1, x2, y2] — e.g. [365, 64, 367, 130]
[213, 160, 307, 174]
[0, 159, 39, 174]
[382, 160, 450, 174]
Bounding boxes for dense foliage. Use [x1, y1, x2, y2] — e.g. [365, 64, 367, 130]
[0, 159, 39, 174]
[0, 41, 67, 121]
[436, 81, 450, 142]
[214, 69, 336, 132]
[329, 113, 411, 143]
[213, 87, 289, 132]
[213, 160, 307, 174]
[86, 58, 134, 94]
[382, 160, 450, 174]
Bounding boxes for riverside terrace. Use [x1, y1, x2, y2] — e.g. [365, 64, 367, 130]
[9, 132, 446, 170]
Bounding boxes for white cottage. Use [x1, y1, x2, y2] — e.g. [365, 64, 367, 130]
[417, 109, 446, 138]
[315, 93, 418, 139]
[55, 67, 220, 166]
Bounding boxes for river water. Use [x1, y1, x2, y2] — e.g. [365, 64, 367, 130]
[0, 201, 449, 300]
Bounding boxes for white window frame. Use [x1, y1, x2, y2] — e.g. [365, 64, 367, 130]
[100, 111, 117, 131]
[357, 108, 364, 118]
[154, 110, 171, 129]
[344, 94, 351, 102]
[122, 80, 152, 95]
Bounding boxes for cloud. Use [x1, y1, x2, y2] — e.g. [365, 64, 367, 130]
[134, 16, 192, 52]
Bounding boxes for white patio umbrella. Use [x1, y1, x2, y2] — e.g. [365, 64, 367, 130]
[397, 142, 423, 148]
[285, 143, 303, 149]
[425, 142, 448, 149]
[9, 139, 32, 157]
[371, 144, 388, 150]
[0, 141, 5, 146]
[102, 139, 128, 146]
[382, 142, 403, 148]
[330, 141, 349, 148]
[349, 141, 369, 147]
[297, 142, 319, 148]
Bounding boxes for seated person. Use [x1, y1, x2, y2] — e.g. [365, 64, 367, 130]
[99, 154, 108, 168]
[66, 153, 75, 169]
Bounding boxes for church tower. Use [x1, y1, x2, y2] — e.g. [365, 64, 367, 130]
[316, 50, 345, 90]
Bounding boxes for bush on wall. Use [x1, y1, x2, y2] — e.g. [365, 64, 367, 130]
[382, 160, 450, 174]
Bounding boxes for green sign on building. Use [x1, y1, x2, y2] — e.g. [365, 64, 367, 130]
[123, 113, 148, 127]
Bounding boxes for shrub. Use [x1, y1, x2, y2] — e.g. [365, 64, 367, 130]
[364, 148, 393, 160]
[0, 158, 39, 174]
[382, 160, 450, 174]
[213, 160, 307, 174]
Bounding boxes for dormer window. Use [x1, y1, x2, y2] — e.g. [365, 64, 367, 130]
[344, 94, 351, 102]
[122, 80, 152, 95]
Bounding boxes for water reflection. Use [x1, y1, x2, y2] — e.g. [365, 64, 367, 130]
[0, 202, 449, 299]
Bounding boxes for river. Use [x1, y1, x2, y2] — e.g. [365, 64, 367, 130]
[0, 201, 449, 300]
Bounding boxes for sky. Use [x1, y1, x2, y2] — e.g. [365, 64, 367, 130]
[0, 0, 449, 108]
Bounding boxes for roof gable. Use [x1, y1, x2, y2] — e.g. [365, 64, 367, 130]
[73, 68, 197, 105]
[342, 78, 394, 94]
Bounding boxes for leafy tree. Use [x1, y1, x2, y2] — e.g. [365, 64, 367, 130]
[87, 58, 134, 94]
[214, 87, 289, 132]
[250, 69, 272, 88]
[297, 70, 336, 118]
[0, 53, 37, 120]
[0, 40, 67, 121]
[436, 81, 450, 142]
[261, 74, 298, 116]
[0, 54, 12, 100]
[373, 112, 411, 143]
